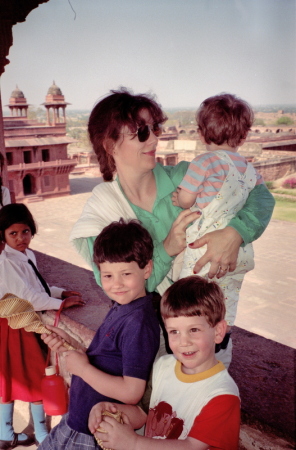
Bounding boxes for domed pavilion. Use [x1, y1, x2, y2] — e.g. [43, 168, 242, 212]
[3, 83, 76, 202]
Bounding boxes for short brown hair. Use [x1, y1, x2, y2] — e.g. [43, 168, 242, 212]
[161, 276, 225, 327]
[88, 87, 167, 182]
[93, 218, 153, 269]
[197, 93, 254, 148]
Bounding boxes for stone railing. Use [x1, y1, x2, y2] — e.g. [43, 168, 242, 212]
[253, 156, 296, 181]
[7, 159, 77, 172]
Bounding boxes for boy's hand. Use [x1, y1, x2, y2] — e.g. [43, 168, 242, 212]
[89, 402, 119, 434]
[94, 414, 137, 450]
[41, 325, 71, 353]
[63, 350, 89, 376]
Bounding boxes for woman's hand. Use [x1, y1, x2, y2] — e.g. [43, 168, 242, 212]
[163, 209, 201, 257]
[190, 227, 243, 278]
[89, 402, 119, 434]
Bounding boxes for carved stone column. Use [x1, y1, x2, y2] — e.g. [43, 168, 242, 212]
[0, 0, 50, 185]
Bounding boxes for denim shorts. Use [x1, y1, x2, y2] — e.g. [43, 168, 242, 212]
[38, 414, 100, 450]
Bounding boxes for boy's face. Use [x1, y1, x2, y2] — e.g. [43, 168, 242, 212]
[165, 315, 226, 375]
[99, 260, 152, 305]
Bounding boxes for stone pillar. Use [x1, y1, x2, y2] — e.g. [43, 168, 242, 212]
[46, 107, 50, 125]
[0, 90, 8, 186]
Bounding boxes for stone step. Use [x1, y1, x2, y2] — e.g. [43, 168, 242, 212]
[25, 195, 44, 203]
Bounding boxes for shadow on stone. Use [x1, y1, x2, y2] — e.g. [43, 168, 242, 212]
[230, 326, 295, 444]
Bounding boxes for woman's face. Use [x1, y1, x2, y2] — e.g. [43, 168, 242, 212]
[112, 109, 159, 176]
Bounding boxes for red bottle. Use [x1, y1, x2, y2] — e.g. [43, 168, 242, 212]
[41, 366, 68, 415]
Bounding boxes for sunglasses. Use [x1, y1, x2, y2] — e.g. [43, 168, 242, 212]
[124, 123, 163, 142]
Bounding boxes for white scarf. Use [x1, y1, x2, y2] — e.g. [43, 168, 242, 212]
[70, 180, 172, 295]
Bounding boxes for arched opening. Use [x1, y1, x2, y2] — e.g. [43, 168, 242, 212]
[23, 174, 36, 195]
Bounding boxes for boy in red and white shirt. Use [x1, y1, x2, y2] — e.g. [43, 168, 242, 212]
[89, 275, 240, 450]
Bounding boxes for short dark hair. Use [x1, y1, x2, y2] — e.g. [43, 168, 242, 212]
[88, 87, 167, 181]
[0, 203, 37, 241]
[161, 276, 225, 327]
[197, 93, 254, 148]
[93, 218, 153, 269]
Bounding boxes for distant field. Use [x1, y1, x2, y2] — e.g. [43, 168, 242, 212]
[272, 196, 296, 222]
[272, 188, 296, 197]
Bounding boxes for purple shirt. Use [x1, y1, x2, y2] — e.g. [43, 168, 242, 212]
[67, 293, 160, 435]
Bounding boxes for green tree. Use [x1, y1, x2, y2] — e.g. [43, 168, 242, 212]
[253, 118, 265, 126]
[276, 116, 294, 125]
[27, 106, 46, 122]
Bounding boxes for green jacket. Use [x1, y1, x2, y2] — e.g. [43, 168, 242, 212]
[87, 162, 275, 293]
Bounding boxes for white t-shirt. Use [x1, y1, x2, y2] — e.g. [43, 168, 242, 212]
[146, 355, 240, 442]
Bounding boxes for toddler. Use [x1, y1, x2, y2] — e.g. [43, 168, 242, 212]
[172, 93, 266, 366]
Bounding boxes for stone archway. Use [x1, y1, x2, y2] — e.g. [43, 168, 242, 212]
[23, 174, 36, 195]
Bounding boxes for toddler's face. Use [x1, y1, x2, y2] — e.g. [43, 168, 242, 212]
[165, 315, 223, 375]
[5, 223, 32, 253]
[99, 260, 152, 305]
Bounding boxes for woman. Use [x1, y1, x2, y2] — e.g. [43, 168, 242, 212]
[70, 87, 274, 296]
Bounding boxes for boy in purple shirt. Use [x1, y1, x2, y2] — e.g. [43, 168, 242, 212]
[39, 219, 160, 449]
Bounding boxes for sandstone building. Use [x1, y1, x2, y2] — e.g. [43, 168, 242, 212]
[3, 83, 77, 202]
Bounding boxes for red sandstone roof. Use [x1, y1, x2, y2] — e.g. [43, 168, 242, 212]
[4, 136, 75, 147]
[47, 82, 63, 96]
[10, 86, 25, 99]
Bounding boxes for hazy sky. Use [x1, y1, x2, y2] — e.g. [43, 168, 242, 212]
[1, 0, 295, 111]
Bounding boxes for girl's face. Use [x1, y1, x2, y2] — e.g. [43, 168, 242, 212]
[4, 223, 32, 253]
[112, 109, 159, 176]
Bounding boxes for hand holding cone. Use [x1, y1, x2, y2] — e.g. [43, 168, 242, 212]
[0, 293, 75, 350]
[94, 410, 123, 450]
